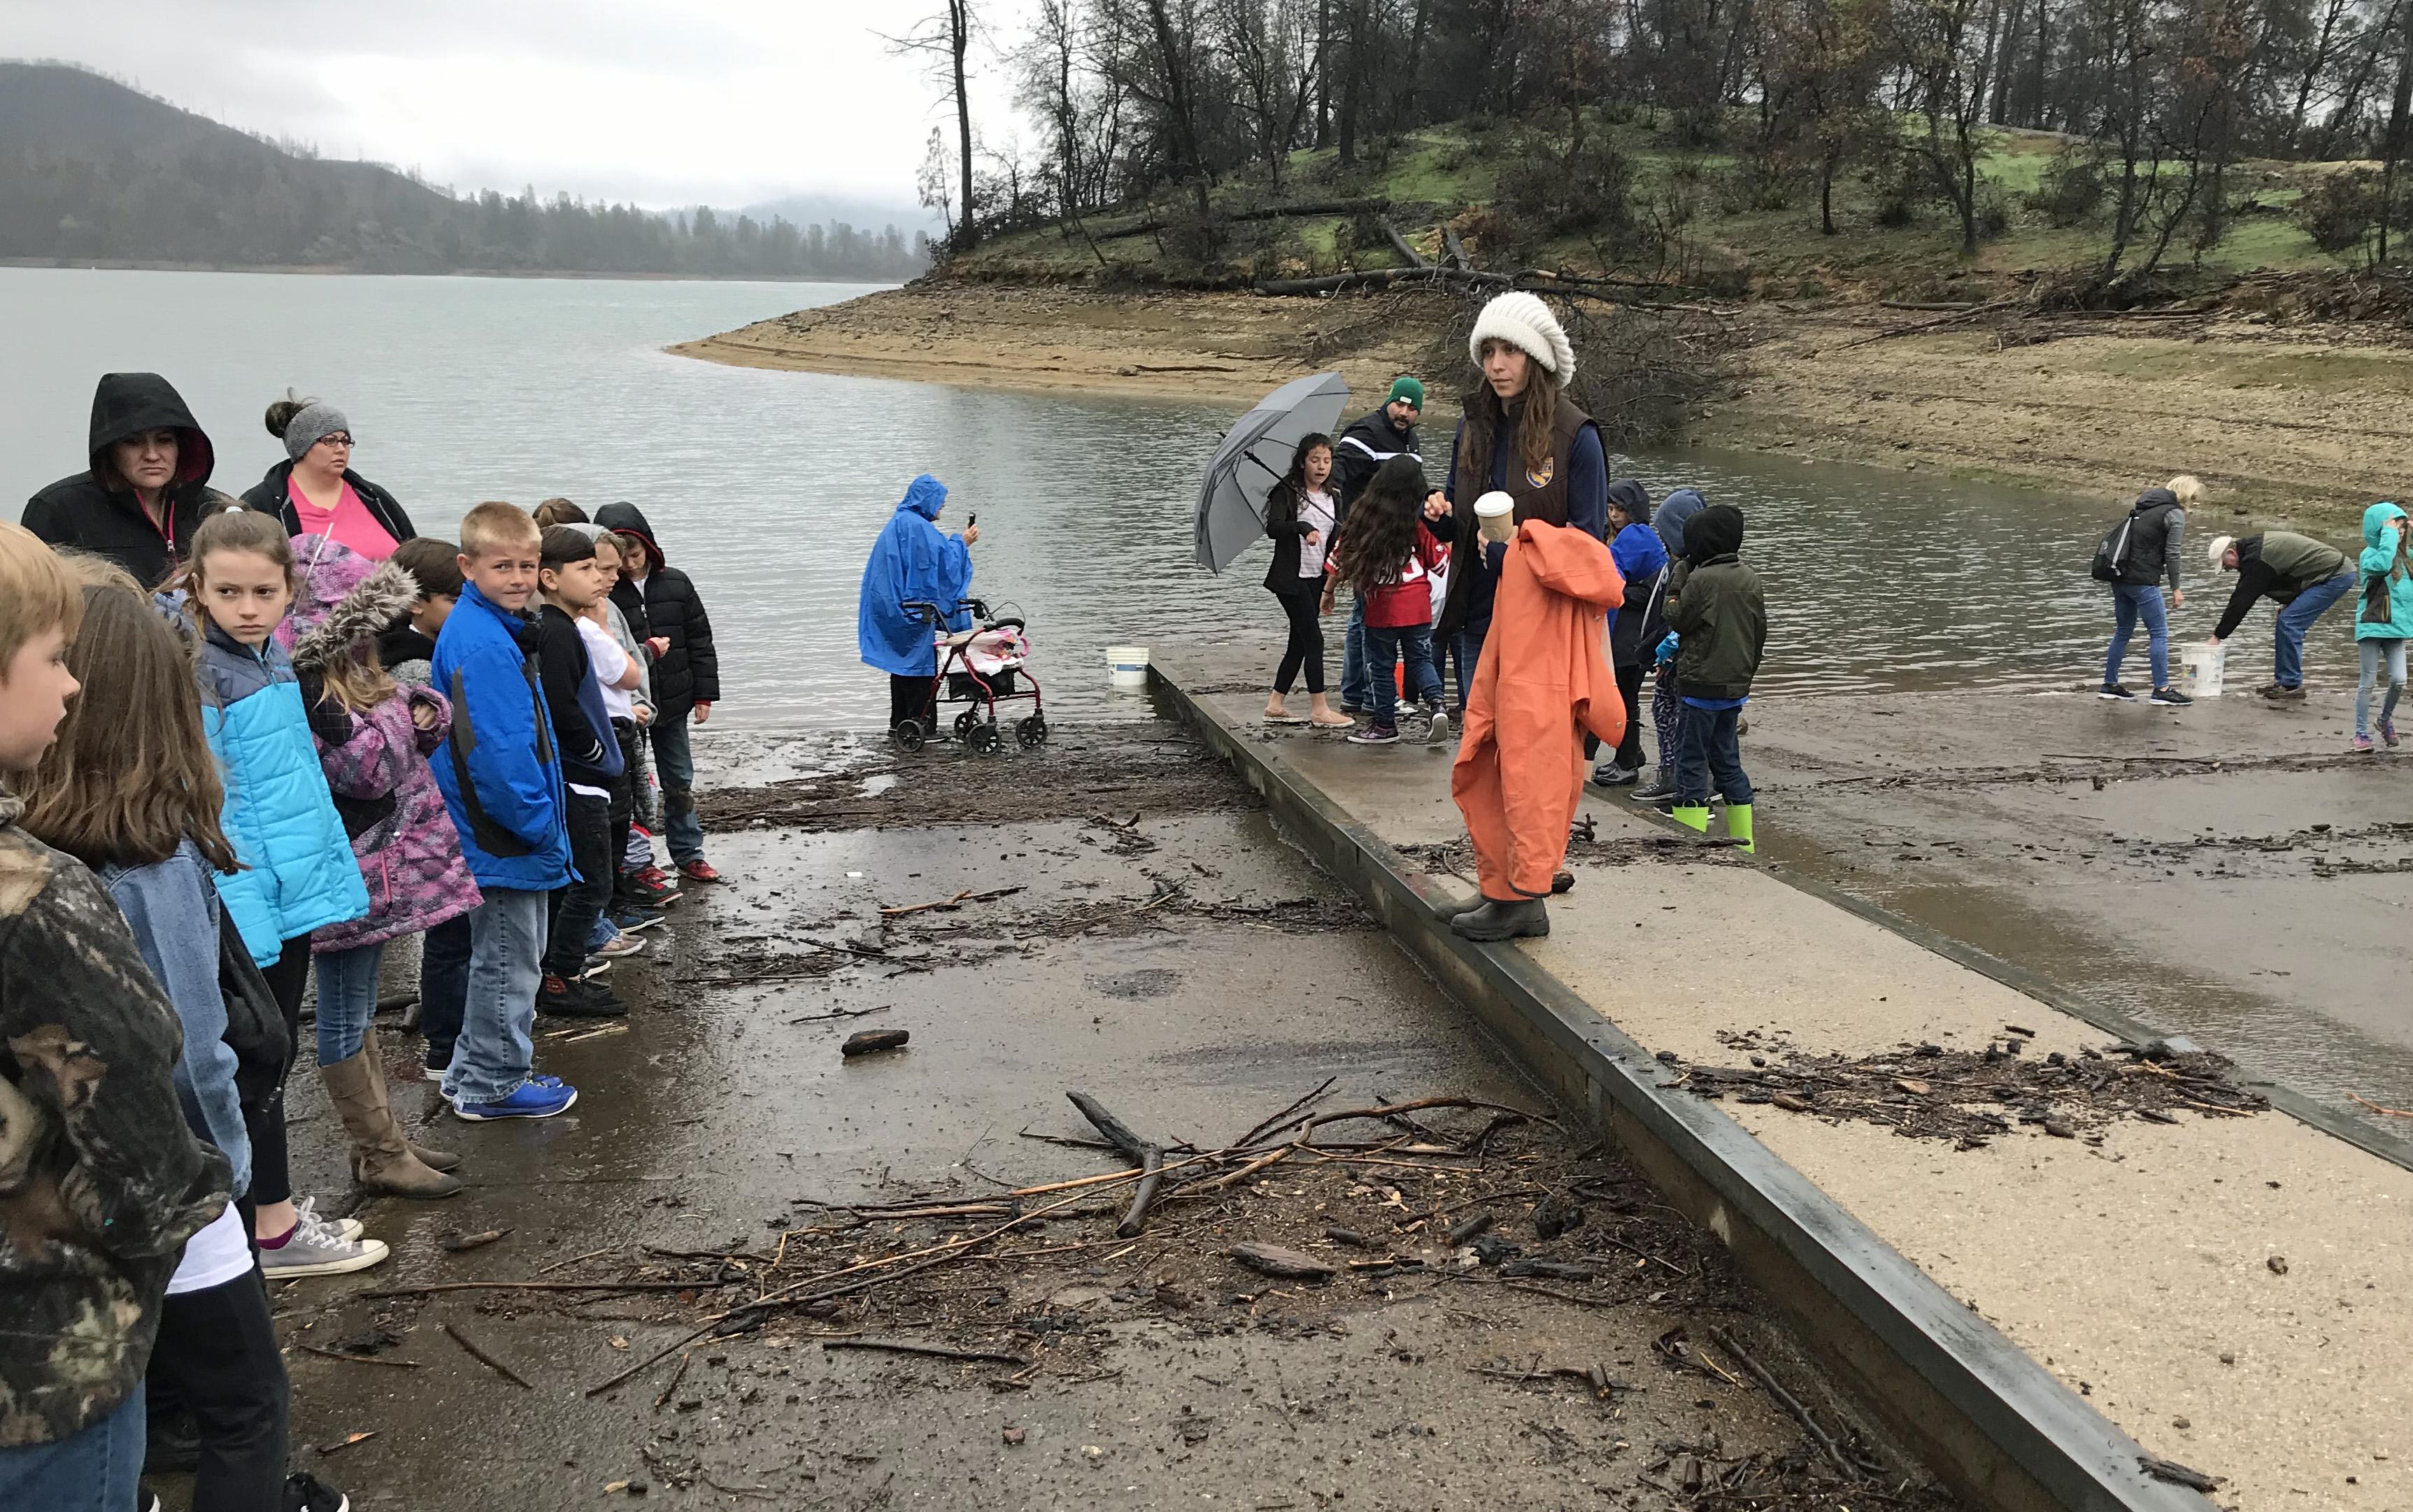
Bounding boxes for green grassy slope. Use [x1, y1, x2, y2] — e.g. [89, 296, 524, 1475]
[955, 115, 2355, 299]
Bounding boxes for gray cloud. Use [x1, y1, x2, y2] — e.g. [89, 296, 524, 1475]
[0, 0, 1005, 211]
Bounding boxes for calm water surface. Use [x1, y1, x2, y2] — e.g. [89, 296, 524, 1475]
[1, 268, 2346, 725]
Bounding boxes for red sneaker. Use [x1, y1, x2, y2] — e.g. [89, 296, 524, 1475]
[678, 859, 722, 884]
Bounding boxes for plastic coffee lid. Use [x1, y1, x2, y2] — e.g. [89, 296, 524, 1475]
[1474, 491, 1515, 517]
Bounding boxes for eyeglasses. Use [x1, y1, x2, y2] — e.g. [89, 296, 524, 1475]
[317, 432, 355, 448]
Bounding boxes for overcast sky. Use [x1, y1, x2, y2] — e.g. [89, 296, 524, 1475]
[0, 0, 1034, 215]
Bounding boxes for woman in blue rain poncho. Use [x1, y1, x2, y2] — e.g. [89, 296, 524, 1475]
[860, 473, 978, 732]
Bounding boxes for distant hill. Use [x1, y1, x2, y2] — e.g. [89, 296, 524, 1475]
[0, 61, 928, 280]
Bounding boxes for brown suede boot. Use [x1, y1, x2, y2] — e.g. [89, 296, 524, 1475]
[323, 1043, 464, 1198]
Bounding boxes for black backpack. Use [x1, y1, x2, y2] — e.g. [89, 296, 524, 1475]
[216, 905, 292, 1118]
[2091, 510, 2142, 583]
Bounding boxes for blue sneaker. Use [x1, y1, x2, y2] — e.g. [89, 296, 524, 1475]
[614, 906, 666, 934]
[455, 1079, 578, 1121]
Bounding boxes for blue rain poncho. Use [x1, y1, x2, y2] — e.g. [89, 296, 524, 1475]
[858, 474, 974, 676]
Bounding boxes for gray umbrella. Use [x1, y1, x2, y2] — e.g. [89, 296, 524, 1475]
[1194, 371, 1351, 573]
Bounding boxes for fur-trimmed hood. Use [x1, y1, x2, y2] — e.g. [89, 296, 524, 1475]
[283, 535, 421, 672]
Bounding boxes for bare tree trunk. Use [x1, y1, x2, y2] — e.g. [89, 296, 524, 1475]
[2383, 4, 2413, 263]
[953, 0, 978, 248]
[1315, 0, 1333, 145]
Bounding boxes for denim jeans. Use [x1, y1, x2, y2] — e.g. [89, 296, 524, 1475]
[313, 940, 386, 1065]
[649, 711, 704, 864]
[2105, 583, 2170, 689]
[443, 886, 547, 1106]
[1674, 704, 1753, 807]
[1339, 592, 1370, 708]
[1363, 623, 1443, 727]
[420, 913, 471, 1071]
[2275, 571, 2356, 686]
[1451, 627, 1486, 709]
[0, 1387, 145, 1510]
[1651, 668, 1682, 770]
[543, 792, 614, 980]
[2358, 638, 2408, 736]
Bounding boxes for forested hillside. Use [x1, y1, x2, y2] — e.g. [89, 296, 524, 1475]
[916, 0, 2413, 292]
[0, 62, 929, 279]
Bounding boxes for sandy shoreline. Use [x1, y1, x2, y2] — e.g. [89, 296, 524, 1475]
[676, 280, 2413, 531]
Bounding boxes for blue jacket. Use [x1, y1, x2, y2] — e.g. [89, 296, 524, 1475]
[429, 581, 573, 892]
[858, 475, 974, 676]
[197, 623, 369, 966]
[2357, 502, 2413, 641]
[101, 846, 251, 1198]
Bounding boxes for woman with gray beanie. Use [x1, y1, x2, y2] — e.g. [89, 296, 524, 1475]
[239, 392, 415, 557]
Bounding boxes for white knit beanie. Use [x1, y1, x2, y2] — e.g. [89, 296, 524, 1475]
[1469, 291, 1576, 383]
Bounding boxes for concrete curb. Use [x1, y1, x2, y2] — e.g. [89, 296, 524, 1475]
[1154, 668, 2214, 1512]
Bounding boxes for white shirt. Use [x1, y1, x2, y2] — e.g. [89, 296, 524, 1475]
[167, 1201, 255, 1296]
[1297, 489, 1336, 578]
[578, 616, 635, 722]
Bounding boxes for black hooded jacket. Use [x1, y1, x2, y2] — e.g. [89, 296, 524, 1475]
[594, 501, 719, 713]
[239, 459, 416, 543]
[23, 373, 229, 588]
[1332, 407, 1423, 524]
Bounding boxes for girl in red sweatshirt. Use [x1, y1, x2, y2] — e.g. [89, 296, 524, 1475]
[1323, 456, 1450, 745]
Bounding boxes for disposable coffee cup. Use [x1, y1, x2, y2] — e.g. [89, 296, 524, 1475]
[1474, 491, 1516, 545]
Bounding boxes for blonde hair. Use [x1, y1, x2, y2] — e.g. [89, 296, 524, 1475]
[0, 522, 84, 674]
[460, 500, 540, 559]
[2167, 475, 2203, 507]
[314, 653, 397, 715]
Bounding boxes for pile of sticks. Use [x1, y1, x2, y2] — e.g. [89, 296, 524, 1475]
[360, 1085, 1549, 1398]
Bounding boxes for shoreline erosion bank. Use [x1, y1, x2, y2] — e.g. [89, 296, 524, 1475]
[674, 280, 2413, 532]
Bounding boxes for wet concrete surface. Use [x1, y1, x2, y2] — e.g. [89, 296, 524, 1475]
[1743, 688, 2413, 1132]
[240, 724, 1951, 1512]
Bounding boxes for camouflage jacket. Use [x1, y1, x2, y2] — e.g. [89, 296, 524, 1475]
[0, 789, 230, 1446]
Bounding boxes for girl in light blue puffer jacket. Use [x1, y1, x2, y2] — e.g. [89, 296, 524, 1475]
[2354, 501, 2413, 752]
[182, 508, 378, 1276]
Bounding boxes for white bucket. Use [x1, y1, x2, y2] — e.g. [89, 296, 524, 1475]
[2179, 643, 2225, 699]
[1106, 645, 1150, 688]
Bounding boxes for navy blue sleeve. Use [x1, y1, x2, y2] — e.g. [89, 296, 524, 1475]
[1442, 423, 1463, 505]
[1566, 425, 1608, 541]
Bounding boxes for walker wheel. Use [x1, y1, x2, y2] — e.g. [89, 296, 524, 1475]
[892, 718, 926, 753]
[953, 708, 980, 740]
[1017, 713, 1049, 748]
[966, 721, 1002, 757]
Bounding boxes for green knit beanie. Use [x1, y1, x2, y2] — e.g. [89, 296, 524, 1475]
[1386, 376, 1425, 411]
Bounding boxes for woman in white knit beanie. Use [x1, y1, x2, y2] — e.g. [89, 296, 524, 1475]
[1425, 290, 1609, 706]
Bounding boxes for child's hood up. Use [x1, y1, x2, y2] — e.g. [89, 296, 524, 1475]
[2363, 501, 2407, 551]
[593, 501, 667, 573]
[1514, 520, 1625, 609]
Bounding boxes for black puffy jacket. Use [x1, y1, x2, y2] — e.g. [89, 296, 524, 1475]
[22, 373, 231, 588]
[240, 459, 416, 543]
[594, 501, 719, 713]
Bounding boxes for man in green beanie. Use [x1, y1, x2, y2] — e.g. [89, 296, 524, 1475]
[1334, 376, 1441, 711]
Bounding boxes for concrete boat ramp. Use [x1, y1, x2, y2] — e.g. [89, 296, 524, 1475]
[1155, 653, 2410, 1512]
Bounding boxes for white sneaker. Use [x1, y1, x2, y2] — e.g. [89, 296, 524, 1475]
[260, 1198, 388, 1278]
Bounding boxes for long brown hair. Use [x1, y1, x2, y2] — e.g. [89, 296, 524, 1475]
[1331, 456, 1429, 595]
[20, 570, 239, 873]
[1460, 343, 1563, 499]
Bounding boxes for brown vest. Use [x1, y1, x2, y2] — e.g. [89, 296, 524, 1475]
[1439, 391, 1594, 636]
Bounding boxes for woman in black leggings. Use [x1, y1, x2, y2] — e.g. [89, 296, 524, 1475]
[1262, 434, 1354, 727]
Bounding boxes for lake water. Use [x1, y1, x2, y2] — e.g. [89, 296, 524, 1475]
[1, 267, 2349, 726]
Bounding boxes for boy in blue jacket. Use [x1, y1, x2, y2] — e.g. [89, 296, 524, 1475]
[429, 502, 578, 1120]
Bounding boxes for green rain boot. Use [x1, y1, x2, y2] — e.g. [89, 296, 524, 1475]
[1671, 804, 1710, 834]
[1725, 803, 1755, 855]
